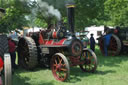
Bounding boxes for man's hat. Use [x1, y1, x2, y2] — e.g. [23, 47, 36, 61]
[91, 33, 93, 36]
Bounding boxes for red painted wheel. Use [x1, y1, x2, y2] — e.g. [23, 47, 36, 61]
[99, 34, 121, 56]
[99, 37, 104, 55]
[51, 53, 70, 81]
[79, 48, 97, 73]
[108, 34, 121, 55]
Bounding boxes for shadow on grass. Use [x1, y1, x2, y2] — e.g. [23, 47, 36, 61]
[12, 74, 54, 85]
[12, 74, 30, 85]
[13, 66, 50, 73]
[12, 68, 54, 85]
[95, 70, 115, 75]
[95, 46, 128, 67]
[67, 66, 115, 83]
[67, 46, 122, 83]
[37, 82, 54, 85]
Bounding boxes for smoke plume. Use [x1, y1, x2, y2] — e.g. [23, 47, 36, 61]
[37, 0, 61, 20]
[38, 0, 75, 8]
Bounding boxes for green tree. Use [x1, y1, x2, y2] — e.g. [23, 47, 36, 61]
[0, 0, 117, 33]
[35, 0, 106, 31]
[74, 0, 106, 31]
[0, 0, 30, 33]
[104, 0, 128, 26]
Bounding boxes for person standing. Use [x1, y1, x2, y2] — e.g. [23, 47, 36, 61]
[90, 34, 95, 52]
[103, 34, 112, 56]
[8, 37, 16, 69]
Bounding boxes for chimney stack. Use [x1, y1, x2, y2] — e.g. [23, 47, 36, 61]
[66, 4, 75, 37]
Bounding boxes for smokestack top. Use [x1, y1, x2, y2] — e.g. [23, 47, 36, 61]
[0, 8, 5, 13]
[66, 4, 75, 8]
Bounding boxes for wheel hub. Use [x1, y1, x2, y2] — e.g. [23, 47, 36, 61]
[85, 58, 91, 65]
[56, 64, 62, 71]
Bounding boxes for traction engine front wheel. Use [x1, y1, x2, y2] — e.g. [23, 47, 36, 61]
[79, 48, 97, 73]
[51, 53, 70, 81]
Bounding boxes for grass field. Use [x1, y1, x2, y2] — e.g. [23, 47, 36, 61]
[13, 46, 128, 85]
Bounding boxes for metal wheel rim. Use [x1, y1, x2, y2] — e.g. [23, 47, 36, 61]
[17, 37, 38, 70]
[99, 38, 104, 54]
[51, 53, 69, 81]
[18, 39, 30, 66]
[99, 34, 121, 56]
[80, 49, 97, 72]
[108, 36, 118, 55]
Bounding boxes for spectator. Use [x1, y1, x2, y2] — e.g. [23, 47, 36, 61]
[103, 33, 112, 56]
[8, 37, 17, 69]
[90, 34, 95, 52]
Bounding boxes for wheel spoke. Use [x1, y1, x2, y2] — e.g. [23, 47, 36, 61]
[87, 52, 91, 59]
[53, 64, 57, 67]
[84, 52, 86, 57]
[51, 53, 69, 81]
[55, 60, 57, 64]
[57, 56, 61, 62]
[59, 58, 63, 64]
[79, 49, 97, 72]
[61, 68, 67, 71]
[62, 64, 66, 67]
[58, 72, 63, 77]
[54, 68, 57, 72]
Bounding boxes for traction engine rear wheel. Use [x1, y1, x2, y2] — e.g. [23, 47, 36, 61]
[18, 37, 38, 70]
[0, 35, 8, 59]
[99, 34, 121, 56]
[79, 48, 97, 73]
[108, 34, 121, 55]
[51, 53, 70, 81]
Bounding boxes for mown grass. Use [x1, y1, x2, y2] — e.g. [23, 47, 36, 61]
[13, 46, 128, 85]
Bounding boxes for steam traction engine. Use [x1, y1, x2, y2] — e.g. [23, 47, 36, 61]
[98, 26, 128, 56]
[17, 4, 97, 81]
[0, 8, 12, 85]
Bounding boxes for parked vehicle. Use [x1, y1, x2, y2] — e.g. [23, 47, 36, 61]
[97, 26, 125, 56]
[17, 4, 97, 81]
[0, 8, 12, 85]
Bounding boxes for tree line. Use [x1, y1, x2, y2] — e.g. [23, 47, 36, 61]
[0, 0, 128, 33]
